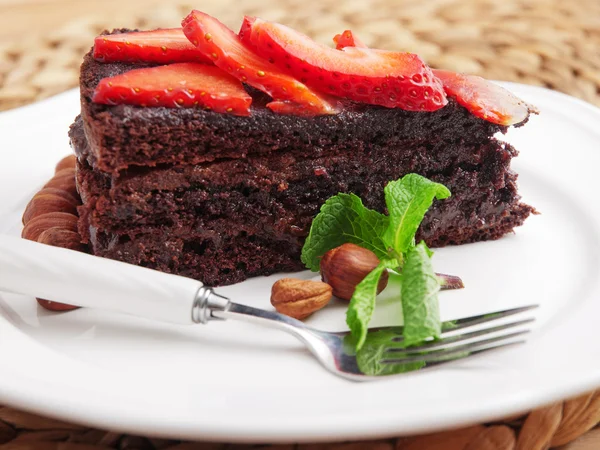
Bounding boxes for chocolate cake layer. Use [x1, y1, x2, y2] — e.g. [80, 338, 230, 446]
[74, 38, 535, 286]
[77, 161, 532, 286]
[79, 47, 515, 173]
[73, 121, 534, 286]
[85, 227, 304, 287]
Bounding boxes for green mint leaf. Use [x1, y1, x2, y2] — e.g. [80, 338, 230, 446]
[301, 193, 389, 271]
[401, 241, 442, 346]
[351, 327, 472, 375]
[346, 258, 399, 351]
[382, 174, 450, 255]
[351, 329, 426, 375]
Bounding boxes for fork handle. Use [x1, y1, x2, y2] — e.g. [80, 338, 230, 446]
[0, 235, 230, 325]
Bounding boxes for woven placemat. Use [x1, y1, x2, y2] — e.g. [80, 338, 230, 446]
[0, 393, 599, 449]
[0, 0, 599, 111]
[1, 0, 600, 448]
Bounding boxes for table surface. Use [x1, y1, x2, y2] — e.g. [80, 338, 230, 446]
[0, 0, 159, 39]
[0, 0, 599, 448]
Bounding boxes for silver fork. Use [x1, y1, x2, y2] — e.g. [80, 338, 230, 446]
[0, 235, 536, 381]
[209, 302, 537, 380]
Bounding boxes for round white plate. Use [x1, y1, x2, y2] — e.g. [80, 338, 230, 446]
[0, 84, 599, 443]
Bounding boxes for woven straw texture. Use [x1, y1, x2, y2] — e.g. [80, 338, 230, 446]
[1, 0, 600, 110]
[0, 393, 599, 450]
[2, 0, 600, 448]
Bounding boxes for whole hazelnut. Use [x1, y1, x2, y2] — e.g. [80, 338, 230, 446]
[22, 193, 79, 225]
[55, 154, 77, 172]
[38, 228, 85, 252]
[271, 278, 332, 320]
[320, 243, 389, 301]
[21, 212, 79, 241]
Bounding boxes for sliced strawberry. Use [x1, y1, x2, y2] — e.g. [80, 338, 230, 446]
[182, 11, 338, 116]
[238, 16, 256, 44]
[333, 30, 367, 50]
[93, 28, 212, 64]
[92, 62, 251, 115]
[433, 70, 531, 125]
[241, 18, 446, 111]
[332, 30, 531, 125]
[267, 100, 322, 115]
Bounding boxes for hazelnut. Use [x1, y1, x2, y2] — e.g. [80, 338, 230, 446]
[55, 154, 77, 172]
[35, 228, 85, 311]
[35, 187, 80, 206]
[22, 212, 79, 241]
[36, 298, 79, 311]
[320, 243, 389, 301]
[22, 193, 79, 225]
[38, 228, 85, 252]
[44, 168, 78, 198]
[271, 278, 332, 320]
[28, 163, 82, 313]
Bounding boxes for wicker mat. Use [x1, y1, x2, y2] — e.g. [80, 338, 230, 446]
[1, 0, 600, 448]
[1, 0, 599, 111]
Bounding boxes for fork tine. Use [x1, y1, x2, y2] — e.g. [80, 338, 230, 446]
[385, 318, 534, 353]
[413, 341, 527, 368]
[381, 330, 530, 364]
[390, 304, 538, 342]
[443, 304, 539, 331]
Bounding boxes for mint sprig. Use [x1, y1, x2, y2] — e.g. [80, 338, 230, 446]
[401, 241, 442, 346]
[348, 330, 426, 376]
[301, 173, 458, 351]
[346, 258, 399, 350]
[301, 193, 389, 271]
[383, 175, 451, 255]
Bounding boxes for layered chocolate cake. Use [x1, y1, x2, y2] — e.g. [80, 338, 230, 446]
[71, 12, 536, 286]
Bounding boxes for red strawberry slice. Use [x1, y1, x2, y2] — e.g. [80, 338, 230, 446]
[266, 100, 320, 115]
[331, 30, 532, 125]
[182, 11, 338, 116]
[94, 28, 212, 64]
[333, 30, 367, 50]
[240, 18, 446, 111]
[238, 16, 256, 44]
[432, 70, 531, 125]
[92, 62, 252, 115]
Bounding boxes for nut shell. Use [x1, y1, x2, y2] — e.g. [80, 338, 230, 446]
[21, 212, 79, 241]
[34, 187, 80, 206]
[55, 154, 77, 172]
[38, 228, 85, 252]
[44, 168, 78, 198]
[34, 227, 84, 312]
[320, 243, 389, 301]
[23, 158, 83, 313]
[22, 193, 79, 225]
[271, 278, 332, 320]
[36, 298, 79, 312]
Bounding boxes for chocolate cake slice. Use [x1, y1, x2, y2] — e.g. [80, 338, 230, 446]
[70, 23, 536, 287]
[78, 52, 506, 173]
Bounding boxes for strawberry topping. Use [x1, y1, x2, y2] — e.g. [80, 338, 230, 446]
[241, 18, 446, 111]
[333, 30, 367, 50]
[90, 12, 531, 122]
[332, 29, 532, 125]
[94, 29, 211, 64]
[92, 62, 251, 115]
[182, 11, 338, 116]
[433, 70, 531, 126]
[238, 16, 256, 44]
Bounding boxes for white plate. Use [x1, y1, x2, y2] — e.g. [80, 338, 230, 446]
[0, 84, 599, 443]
